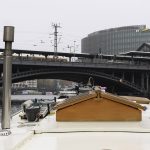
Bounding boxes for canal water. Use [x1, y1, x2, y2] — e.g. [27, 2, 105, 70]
[0, 94, 57, 121]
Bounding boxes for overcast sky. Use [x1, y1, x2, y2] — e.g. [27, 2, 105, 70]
[0, 0, 149, 52]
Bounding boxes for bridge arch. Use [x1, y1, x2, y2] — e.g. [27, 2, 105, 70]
[0, 68, 143, 95]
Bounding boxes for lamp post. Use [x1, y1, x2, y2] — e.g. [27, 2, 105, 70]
[2, 26, 14, 129]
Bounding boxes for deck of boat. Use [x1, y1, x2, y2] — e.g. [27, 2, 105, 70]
[0, 104, 150, 150]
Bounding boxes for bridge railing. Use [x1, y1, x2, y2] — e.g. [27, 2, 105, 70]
[11, 55, 138, 67]
[0, 54, 149, 69]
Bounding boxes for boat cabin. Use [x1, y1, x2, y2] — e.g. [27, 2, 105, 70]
[54, 91, 145, 121]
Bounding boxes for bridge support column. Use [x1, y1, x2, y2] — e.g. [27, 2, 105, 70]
[112, 72, 114, 77]
[146, 73, 149, 92]
[122, 72, 125, 80]
[141, 73, 145, 90]
[131, 73, 135, 84]
[2, 26, 14, 129]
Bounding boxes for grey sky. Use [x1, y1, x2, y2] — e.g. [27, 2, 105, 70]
[0, 0, 149, 52]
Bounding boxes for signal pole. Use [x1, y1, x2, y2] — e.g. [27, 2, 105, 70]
[52, 23, 61, 57]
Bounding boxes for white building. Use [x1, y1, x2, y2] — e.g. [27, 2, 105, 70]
[12, 80, 37, 88]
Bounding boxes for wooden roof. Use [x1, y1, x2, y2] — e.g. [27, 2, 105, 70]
[54, 92, 97, 110]
[101, 92, 146, 110]
[54, 91, 146, 111]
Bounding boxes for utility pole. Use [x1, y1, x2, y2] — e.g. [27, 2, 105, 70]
[52, 23, 61, 57]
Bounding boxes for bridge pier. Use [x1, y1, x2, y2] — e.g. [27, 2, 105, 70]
[141, 73, 145, 90]
[112, 72, 114, 77]
[146, 73, 149, 92]
[122, 72, 125, 80]
[131, 73, 135, 84]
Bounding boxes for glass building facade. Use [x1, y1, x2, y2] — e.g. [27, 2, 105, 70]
[81, 25, 150, 55]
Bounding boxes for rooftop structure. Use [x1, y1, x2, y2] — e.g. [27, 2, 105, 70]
[54, 91, 145, 121]
[120, 43, 150, 57]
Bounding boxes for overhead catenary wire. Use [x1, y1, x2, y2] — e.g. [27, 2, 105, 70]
[0, 28, 81, 52]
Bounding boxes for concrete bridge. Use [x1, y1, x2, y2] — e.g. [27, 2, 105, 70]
[0, 48, 150, 97]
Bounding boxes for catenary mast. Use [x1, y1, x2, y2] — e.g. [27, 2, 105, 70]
[52, 23, 61, 57]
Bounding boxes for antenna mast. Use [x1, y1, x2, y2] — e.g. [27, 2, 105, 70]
[52, 23, 61, 56]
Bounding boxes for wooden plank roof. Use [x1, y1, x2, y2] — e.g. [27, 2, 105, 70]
[54, 91, 146, 111]
[54, 92, 97, 110]
[101, 92, 146, 110]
